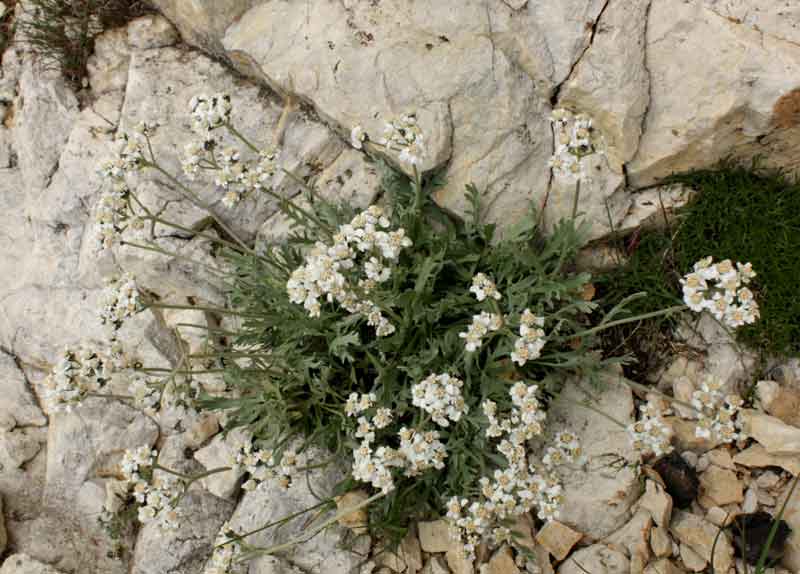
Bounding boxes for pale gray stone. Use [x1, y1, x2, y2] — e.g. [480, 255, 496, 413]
[557, 544, 629, 574]
[228, 455, 361, 574]
[0, 554, 63, 574]
[541, 373, 640, 539]
[132, 491, 234, 574]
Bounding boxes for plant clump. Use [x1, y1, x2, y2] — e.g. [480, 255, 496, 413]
[44, 95, 764, 571]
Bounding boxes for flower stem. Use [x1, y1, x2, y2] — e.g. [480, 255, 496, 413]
[119, 240, 229, 277]
[146, 162, 254, 255]
[568, 304, 687, 340]
[241, 492, 385, 560]
[219, 498, 334, 548]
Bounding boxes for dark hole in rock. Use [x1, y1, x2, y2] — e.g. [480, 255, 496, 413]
[731, 511, 792, 566]
[653, 452, 699, 508]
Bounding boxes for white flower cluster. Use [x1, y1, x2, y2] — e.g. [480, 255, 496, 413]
[97, 122, 155, 181]
[411, 373, 469, 427]
[286, 205, 412, 337]
[128, 373, 161, 417]
[542, 431, 584, 468]
[189, 93, 232, 142]
[94, 122, 160, 252]
[204, 522, 243, 574]
[681, 257, 759, 328]
[691, 374, 745, 443]
[459, 312, 502, 352]
[99, 273, 142, 332]
[627, 398, 674, 457]
[469, 273, 502, 302]
[92, 182, 134, 253]
[347, 392, 400, 494]
[510, 309, 546, 367]
[229, 436, 299, 491]
[42, 347, 113, 413]
[379, 113, 426, 167]
[398, 427, 448, 476]
[548, 109, 597, 183]
[121, 445, 184, 531]
[448, 384, 564, 561]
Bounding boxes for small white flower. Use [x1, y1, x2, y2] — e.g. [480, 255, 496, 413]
[350, 125, 367, 150]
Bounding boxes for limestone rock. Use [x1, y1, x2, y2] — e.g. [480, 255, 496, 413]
[650, 526, 672, 558]
[542, 374, 640, 538]
[560, 0, 650, 170]
[148, 0, 256, 55]
[44, 399, 158, 505]
[640, 479, 673, 527]
[628, 0, 800, 186]
[132, 491, 234, 574]
[0, 438, 46, 520]
[705, 506, 736, 528]
[127, 14, 179, 50]
[603, 509, 652, 561]
[0, 352, 46, 428]
[733, 443, 800, 476]
[86, 28, 130, 95]
[679, 544, 706, 572]
[0, 495, 6, 555]
[643, 559, 686, 574]
[740, 409, 800, 455]
[758, 384, 800, 428]
[193, 431, 245, 499]
[419, 520, 459, 554]
[616, 181, 694, 235]
[698, 466, 744, 507]
[335, 490, 370, 532]
[484, 545, 519, 574]
[0, 555, 63, 574]
[445, 549, 473, 574]
[184, 412, 220, 449]
[12, 63, 79, 192]
[556, 544, 629, 574]
[421, 556, 450, 574]
[228, 456, 362, 574]
[221, 1, 634, 240]
[669, 510, 733, 573]
[0, 427, 44, 469]
[536, 521, 583, 561]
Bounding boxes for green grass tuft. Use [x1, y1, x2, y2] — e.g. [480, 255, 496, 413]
[597, 161, 800, 362]
[16, 0, 151, 87]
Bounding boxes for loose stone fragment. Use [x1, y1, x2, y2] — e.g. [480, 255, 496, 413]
[536, 521, 583, 561]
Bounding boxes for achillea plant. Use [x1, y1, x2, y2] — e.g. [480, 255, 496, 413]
[63, 96, 761, 570]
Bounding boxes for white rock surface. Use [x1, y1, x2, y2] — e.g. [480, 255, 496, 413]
[556, 544, 629, 574]
[131, 491, 234, 574]
[628, 0, 800, 185]
[0, 352, 46, 428]
[0, 554, 64, 574]
[543, 374, 640, 539]
[669, 510, 734, 574]
[227, 457, 362, 574]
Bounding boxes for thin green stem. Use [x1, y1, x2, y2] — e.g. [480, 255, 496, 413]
[571, 179, 581, 220]
[218, 498, 334, 548]
[120, 240, 229, 277]
[225, 123, 259, 154]
[146, 162, 254, 255]
[567, 398, 628, 428]
[568, 304, 687, 340]
[755, 472, 800, 573]
[242, 492, 385, 560]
